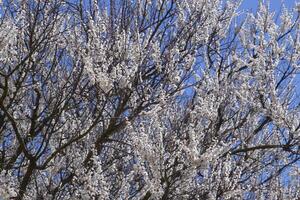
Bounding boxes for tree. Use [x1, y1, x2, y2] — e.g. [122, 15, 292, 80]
[0, 0, 299, 199]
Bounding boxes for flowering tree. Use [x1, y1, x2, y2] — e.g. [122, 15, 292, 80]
[0, 0, 300, 199]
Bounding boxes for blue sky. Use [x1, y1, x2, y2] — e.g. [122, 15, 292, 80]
[241, 0, 297, 11]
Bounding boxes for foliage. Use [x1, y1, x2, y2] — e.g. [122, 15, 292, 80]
[0, 0, 300, 199]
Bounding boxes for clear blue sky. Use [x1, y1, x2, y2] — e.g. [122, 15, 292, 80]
[241, 0, 297, 12]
